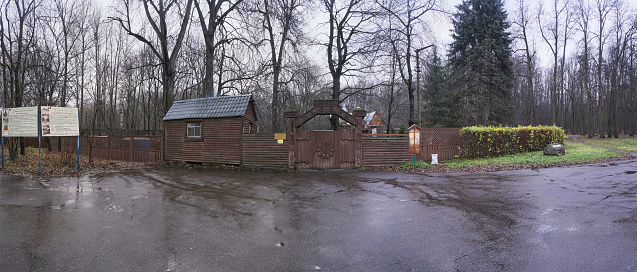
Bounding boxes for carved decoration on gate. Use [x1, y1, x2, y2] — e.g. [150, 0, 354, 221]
[316, 142, 334, 159]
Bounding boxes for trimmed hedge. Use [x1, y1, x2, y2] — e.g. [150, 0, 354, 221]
[460, 126, 565, 159]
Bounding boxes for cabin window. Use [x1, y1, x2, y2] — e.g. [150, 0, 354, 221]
[187, 122, 201, 138]
[243, 123, 255, 133]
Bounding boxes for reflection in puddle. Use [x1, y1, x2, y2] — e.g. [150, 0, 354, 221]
[537, 224, 557, 233]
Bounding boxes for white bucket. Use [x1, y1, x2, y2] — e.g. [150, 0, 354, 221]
[431, 154, 439, 165]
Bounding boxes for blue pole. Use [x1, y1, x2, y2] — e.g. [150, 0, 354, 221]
[77, 109, 80, 171]
[1, 109, 4, 168]
[77, 135, 80, 171]
[38, 107, 42, 175]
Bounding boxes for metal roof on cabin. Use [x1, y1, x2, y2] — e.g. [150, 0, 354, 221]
[363, 111, 376, 125]
[163, 94, 252, 121]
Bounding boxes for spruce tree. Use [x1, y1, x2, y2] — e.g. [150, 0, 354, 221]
[448, 0, 515, 126]
[423, 47, 454, 127]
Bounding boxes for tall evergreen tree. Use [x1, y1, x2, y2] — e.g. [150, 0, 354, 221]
[423, 47, 454, 127]
[448, 0, 515, 126]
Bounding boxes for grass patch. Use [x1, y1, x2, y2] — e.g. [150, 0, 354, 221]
[577, 137, 637, 152]
[441, 140, 623, 169]
[395, 160, 431, 170]
[374, 139, 629, 173]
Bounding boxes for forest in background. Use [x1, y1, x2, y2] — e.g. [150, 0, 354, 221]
[1, 0, 636, 139]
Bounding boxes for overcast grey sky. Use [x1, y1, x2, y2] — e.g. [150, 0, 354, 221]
[97, 0, 637, 71]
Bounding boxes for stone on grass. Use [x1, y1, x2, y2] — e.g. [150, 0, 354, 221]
[543, 143, 565, 156]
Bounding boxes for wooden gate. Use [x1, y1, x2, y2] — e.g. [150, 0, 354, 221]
[285, 100, 365, 169]
[295, 130, 355, 169]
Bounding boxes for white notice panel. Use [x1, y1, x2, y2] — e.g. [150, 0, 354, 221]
[41, 106, 79, 137]
[2, 107, 39, 137]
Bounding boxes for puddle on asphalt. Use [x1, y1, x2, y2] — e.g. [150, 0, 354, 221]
[24, 186, 114, 193]
[107, 203, 123, 212]
[537, 224, 579, 233]
[537, 224, 557, 233]
[540, 209, 555, 215]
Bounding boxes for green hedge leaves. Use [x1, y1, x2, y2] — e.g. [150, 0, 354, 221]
[460, 126, 565, 159]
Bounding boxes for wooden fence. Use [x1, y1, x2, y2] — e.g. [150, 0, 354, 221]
[362, 135, 412, 166]
[362, 128, 461, 166]
[242, 134, 289, 168]
[59, 129, 460, 167]
[420, 128, 462, 161]
[62, 136, 164, 162]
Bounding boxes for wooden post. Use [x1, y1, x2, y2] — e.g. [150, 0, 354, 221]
[284, 111, 298, 170]
[352, 108, 366, 168]
[159, 136, 161, 161]
[106, 135, 111, 160]
[129, 136, 134, 161]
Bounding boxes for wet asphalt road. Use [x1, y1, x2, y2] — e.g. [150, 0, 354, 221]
[1, 160, 636, 271]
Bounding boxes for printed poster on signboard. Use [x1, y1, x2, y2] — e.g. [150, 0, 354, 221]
[2, 108, 6, 136]
[2, 107, 39, 137]
[41, 106, 79, 137]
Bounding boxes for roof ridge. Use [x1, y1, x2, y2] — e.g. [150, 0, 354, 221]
[163, 94, 253, 121]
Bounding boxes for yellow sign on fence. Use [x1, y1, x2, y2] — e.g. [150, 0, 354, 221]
[275, 133, 286, 144]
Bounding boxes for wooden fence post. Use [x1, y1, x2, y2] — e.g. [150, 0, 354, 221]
[106, 136, 111, 160]
[284, 111, 298, 169]
[352, 108, 367, 168]
[130, 136, 134, 161]
[161, 136, 164, 162]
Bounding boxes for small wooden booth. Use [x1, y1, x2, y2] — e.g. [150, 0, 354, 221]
[163, 94, 257, 164]
[408, 124, 421, 162]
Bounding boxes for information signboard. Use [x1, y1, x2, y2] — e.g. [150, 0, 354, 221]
[41, 106, 79, 137]
[1, 106, 81, 173]
[2, 107, 39, 137]
[408, 124, 421, 154]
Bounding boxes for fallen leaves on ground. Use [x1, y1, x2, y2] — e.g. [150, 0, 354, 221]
[0, 148, 158, 177]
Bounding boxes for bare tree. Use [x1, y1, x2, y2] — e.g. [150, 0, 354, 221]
[193, 0, 243, 97]
[575, 0, 594, 137]
[594, 0, 616, 137]
[73, 2, 93, 128]
[321, 0, 377, 130]
[377, 0, 438, 126]
[538, 0, 574, 126]
[111, 0, 194, 115]
[47, 0, 85, 107]
[606, 0, 634, 137]
[382, 52, 402, 133]
[0, 0, 39, 159]
[513, 0, 537, 124]
[252, 0, 305, 133]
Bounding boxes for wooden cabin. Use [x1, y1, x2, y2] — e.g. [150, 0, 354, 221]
[163, 94, 257, 164]
[362, 111, 383, 134]
[340, 110, 384, 134]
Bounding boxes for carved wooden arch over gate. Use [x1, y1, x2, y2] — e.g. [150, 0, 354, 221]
[284, 100, 366, 169]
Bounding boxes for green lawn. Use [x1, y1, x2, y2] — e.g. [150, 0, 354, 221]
[577, 137, 637, 152]
[393, 140, 625, 171]
[441, 140, 623, 169]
